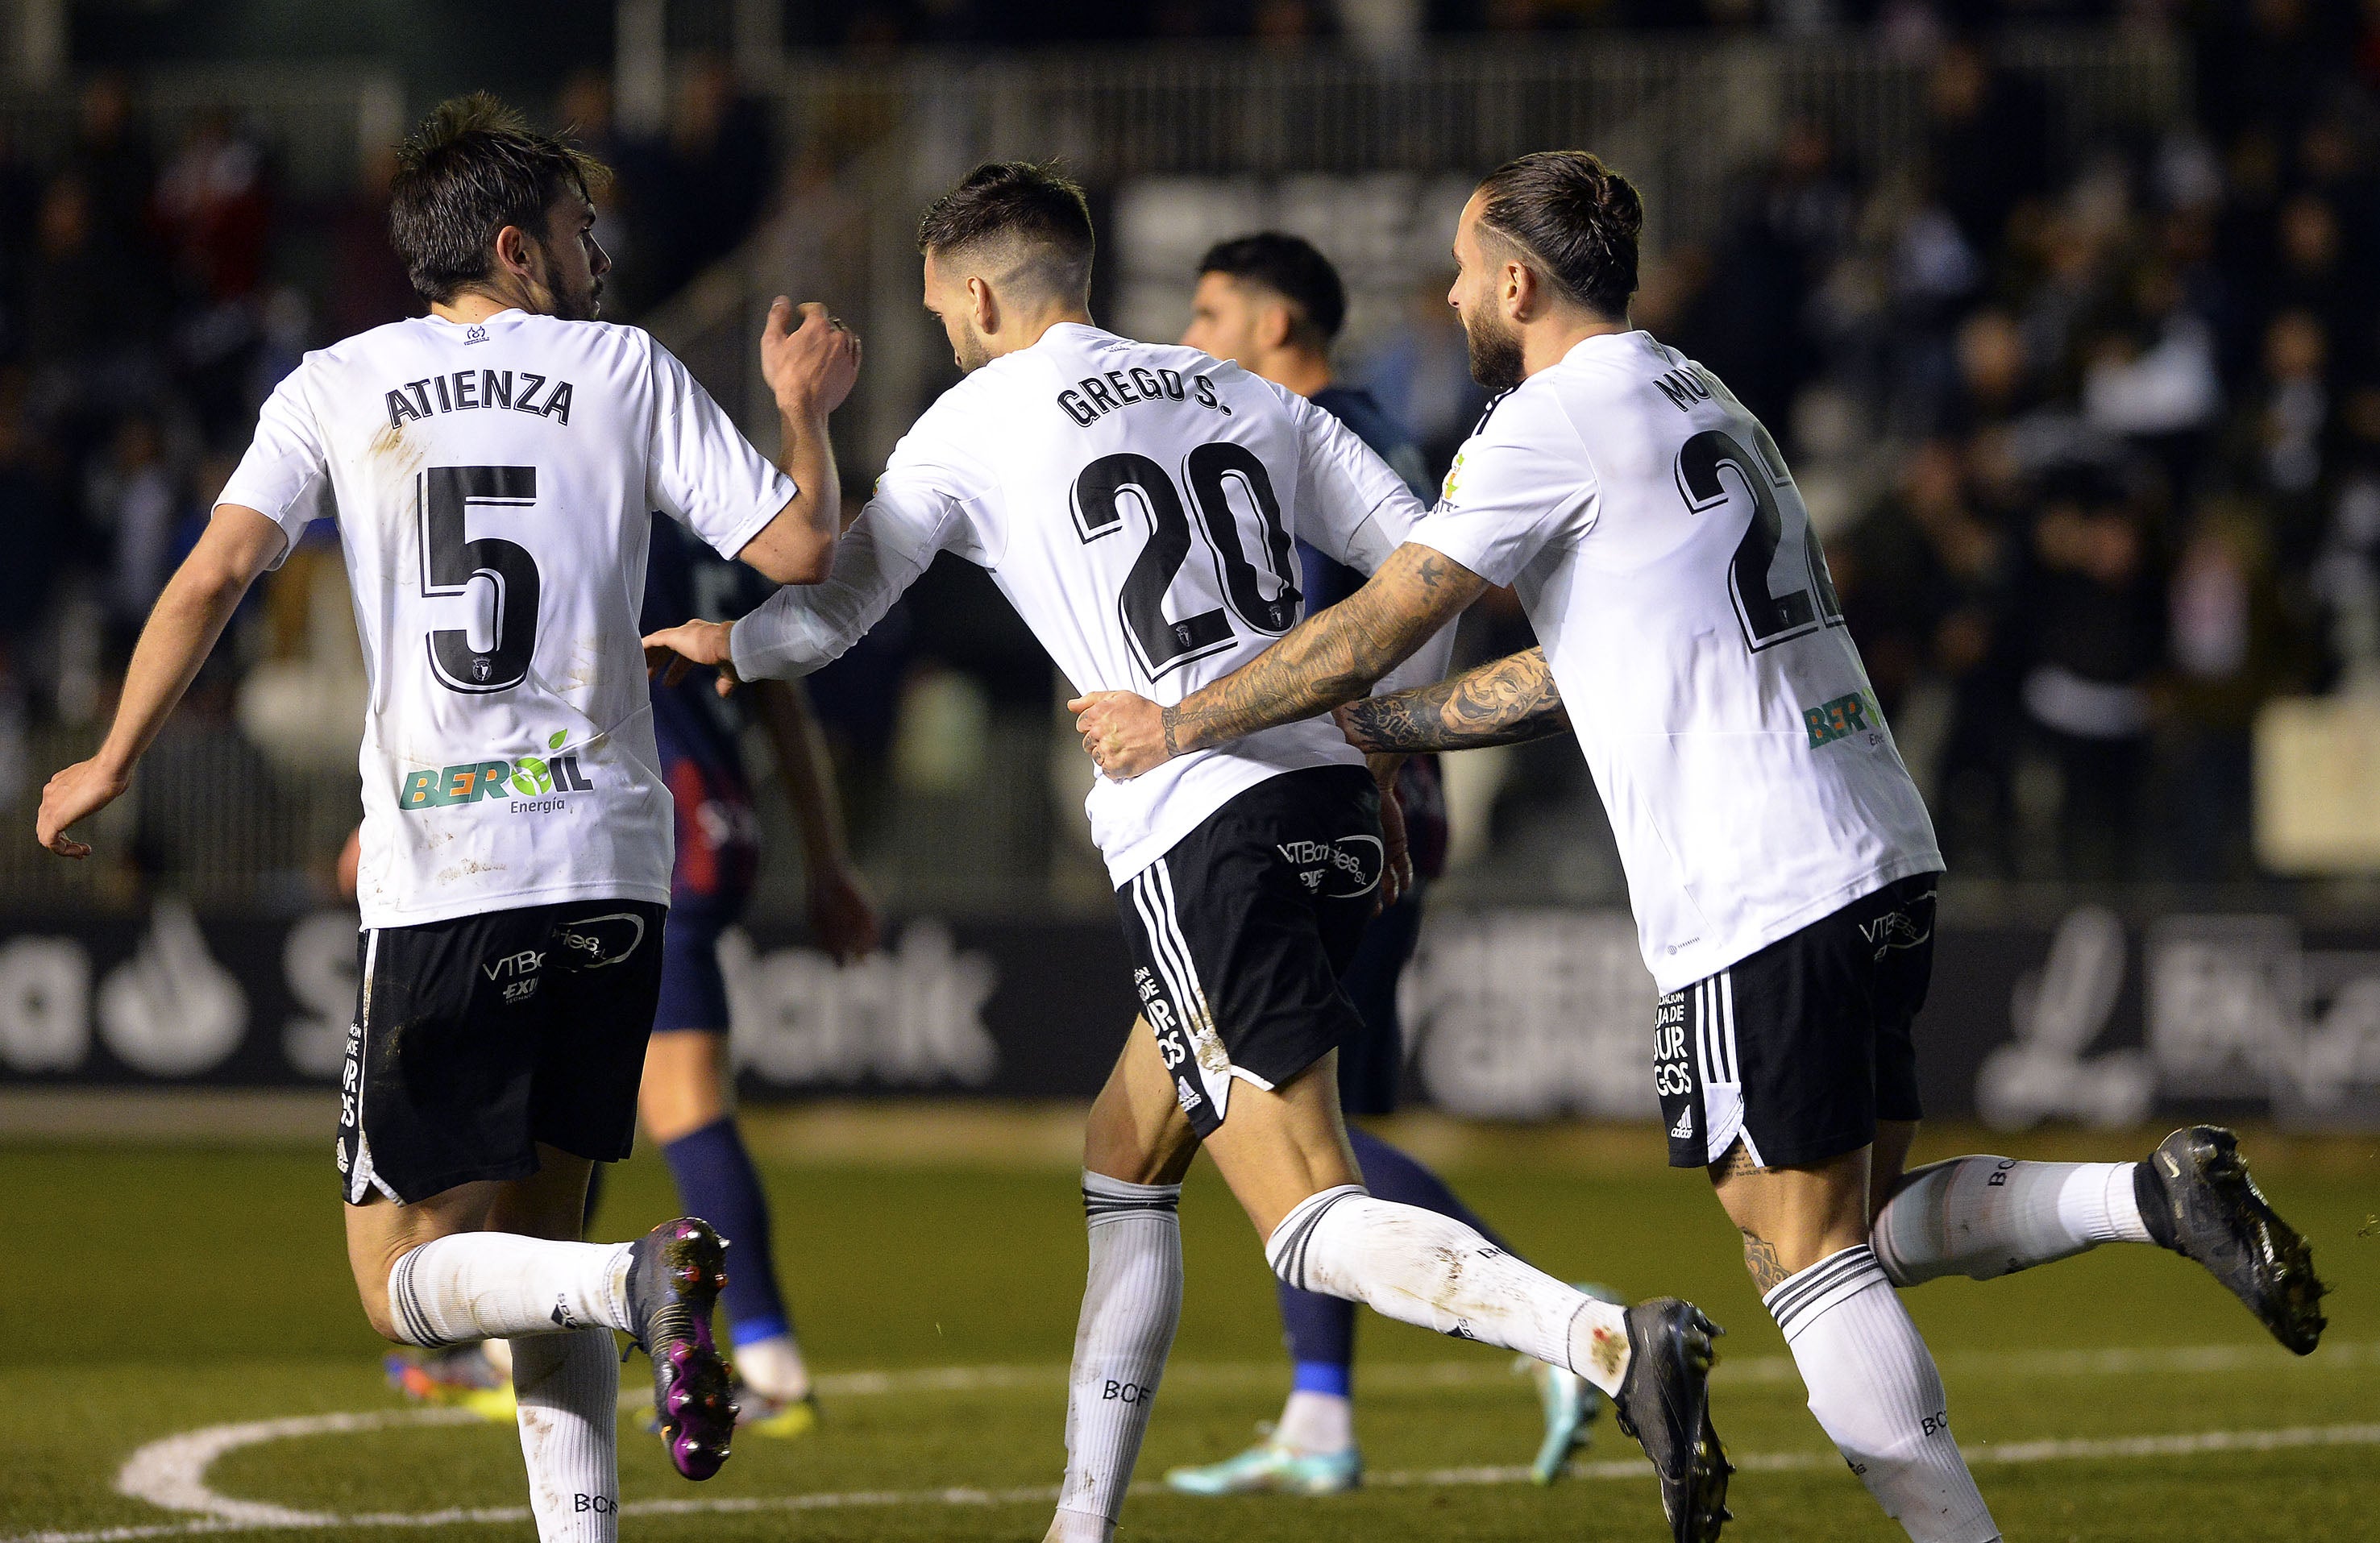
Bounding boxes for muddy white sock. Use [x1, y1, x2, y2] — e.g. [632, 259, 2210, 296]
[1767, 1245, 1998, 1542]
[1265, 1186, 1632, 1396]
[1274, 1388, 1353, 1454]
[1054, 1173, 1182, 1537]
[733, 1334, 812, 1402]
[387, 1234, 633, 1346]
[1873, 1158, 2152, 1286]
[509, 1329, 620, 1542]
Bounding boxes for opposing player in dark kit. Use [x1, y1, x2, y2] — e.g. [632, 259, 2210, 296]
[645, 162, 1731, 1543]
[39, 95, 862, 1541]
[1074, 149, 2328, 1543]
[1166, 231, 1613, 1495]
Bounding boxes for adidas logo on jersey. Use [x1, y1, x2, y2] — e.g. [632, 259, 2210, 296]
[1670, 1107, 1696, 1139]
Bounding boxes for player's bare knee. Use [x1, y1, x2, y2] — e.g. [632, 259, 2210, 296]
[355, 1273, 406, 1343]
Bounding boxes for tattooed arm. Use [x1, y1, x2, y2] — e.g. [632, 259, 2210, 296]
[1071, 544, 1487, 778]
[1335, 646, 1568, 753]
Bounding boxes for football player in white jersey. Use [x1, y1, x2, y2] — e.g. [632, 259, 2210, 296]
[642, 161, 1731, 1543]
[1074, 151, 2329, 1543]
[36, 95, 865, 1539]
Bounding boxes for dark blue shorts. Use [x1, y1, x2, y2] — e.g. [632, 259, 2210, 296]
[1334, 890, 1425, 1118]
[654, 910, 732, 1035]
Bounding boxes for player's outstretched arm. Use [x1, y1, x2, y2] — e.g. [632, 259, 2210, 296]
[1071, 543, 1486, 779]
[749, 677, 880, 963]
[733, 299, 860, 586]
[37, 506, 286, 857]
[1335, 646, 1569, 754]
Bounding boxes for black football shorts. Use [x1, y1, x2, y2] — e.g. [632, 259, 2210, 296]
[1115, 765, 1381, 1139]
[1655, 873, 1938, 1171]
[337, 898, 667, 1204]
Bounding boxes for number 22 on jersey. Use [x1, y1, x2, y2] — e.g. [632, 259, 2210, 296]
[1673, 423, 1843, 653]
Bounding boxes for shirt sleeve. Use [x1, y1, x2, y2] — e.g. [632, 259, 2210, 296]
[727, 417, 986, 679]
[1406, 392, 1593, 587]
[215, 364, 331, 570]
[644, 338, 796, 562]
[1290, 389, 1429, 574]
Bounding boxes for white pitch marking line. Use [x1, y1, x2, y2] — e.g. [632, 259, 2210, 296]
[12, 1339, 2362, 1543]
[15, 1419, 2374, 1543]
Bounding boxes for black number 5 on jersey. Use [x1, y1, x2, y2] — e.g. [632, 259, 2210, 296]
[420, 464, 541, 693]
[1073, 445, 1300, 681]
[1674, 426, 1842, 653]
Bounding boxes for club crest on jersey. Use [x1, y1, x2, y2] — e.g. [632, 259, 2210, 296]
[1803, 691, 1879, 749]
[398, 730, 596, 812]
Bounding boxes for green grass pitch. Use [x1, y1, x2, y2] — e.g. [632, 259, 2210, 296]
[0, 1114, 2372, 1541]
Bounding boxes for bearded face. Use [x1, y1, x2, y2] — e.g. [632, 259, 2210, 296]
[1462, 293, 1526, 392]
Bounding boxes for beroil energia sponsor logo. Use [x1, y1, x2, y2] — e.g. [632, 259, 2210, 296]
[397, 730, 595, 812]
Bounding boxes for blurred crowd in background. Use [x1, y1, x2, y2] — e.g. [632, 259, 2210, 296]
[4, 0, 2380, 904]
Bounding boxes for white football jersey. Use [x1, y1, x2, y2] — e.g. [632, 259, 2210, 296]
[729, 322, 1438, 884]
[218, 308, 794, 929]
[1410, 331, 1942, 994]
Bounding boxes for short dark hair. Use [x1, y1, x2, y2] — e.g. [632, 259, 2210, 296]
[1473, 151, 1643, 321]
[1197, 232, 1346, 348]
[916, 161, 1095, 302]
[389, 93, 608, 305]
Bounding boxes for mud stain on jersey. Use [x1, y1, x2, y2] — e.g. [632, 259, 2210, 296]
[365, 422, 424, 484]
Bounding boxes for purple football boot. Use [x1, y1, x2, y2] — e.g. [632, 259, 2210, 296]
[626, 1217, 738, 1479]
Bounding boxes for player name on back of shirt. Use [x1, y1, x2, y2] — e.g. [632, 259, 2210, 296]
[1057, 366, 1232, 426]
[384, 367, 577, 429]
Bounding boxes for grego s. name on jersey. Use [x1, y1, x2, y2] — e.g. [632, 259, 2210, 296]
[218, 307, 792, 929]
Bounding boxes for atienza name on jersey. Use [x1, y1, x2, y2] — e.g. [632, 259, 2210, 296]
[726, 322, 1449, 884]
[218, 308, 795, 929]
[1410, 332, 1942, 996]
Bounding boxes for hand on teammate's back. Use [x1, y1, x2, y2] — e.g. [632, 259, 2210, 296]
[760, 298, 862, 417]
[1070, 691, 1169, 779]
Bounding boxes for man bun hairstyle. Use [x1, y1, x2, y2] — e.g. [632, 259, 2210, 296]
[1198, 232, 1347, 349]
[1473, 150, 1643, 321]
[916, 160, 1095, 303]
[389, 93, 608, 304]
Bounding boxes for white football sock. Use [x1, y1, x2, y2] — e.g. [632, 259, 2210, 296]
[1053, 1173, 1182, 1538]
[1274, 1389, 1353, 1455]
[1042, 1510, 1113, 1543]
[509, 1329, 620, 1542]
[1265, 1186, 1633, 1397]
[386, 1234, 633, 1347]
[733, 1334, 812, 1402]
[1766, 1245, 1998, 1543]
[1872, 1157, 2152, 1286]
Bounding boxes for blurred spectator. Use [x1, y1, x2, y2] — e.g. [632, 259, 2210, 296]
[156, 107, 272, 308]
[2017, 469, 2168, 881]
[1692, 120, 1855, 429]
[87, 413, 182, 648]
[2162, 500, 2308, 880]
[613, 56, 775, 315]
[326, 144, 419, 337]
[1923, 39, 2048, 257]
